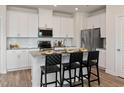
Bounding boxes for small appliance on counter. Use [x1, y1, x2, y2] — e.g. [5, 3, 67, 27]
[38, 41, 51, 50]
[53, 40, 64, 47]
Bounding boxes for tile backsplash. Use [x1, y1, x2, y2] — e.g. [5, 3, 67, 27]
[7, 37, 73, 49]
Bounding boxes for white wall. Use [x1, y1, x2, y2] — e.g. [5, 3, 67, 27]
[0, 5, 7, 73]
[106, 5, 124, 75]
[73, 12, 87, 48]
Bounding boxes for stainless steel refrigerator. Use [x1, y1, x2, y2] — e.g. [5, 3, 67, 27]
[81, 28, 102, 51]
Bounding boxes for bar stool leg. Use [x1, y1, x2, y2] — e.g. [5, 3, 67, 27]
[45, 73, 47, 87]
[69, 69, 72, 87]
[96, 65, 100, 85]
[74, 68, 76, 82]
[80, 67, 84, 87]
[61, 69, 65, 86]
[78, 68, 81, 81]
[40, 71, 43, 87]
[87, 66, 91, 87]
[60, 70, 62, 87]
[55, 72, 57, 87]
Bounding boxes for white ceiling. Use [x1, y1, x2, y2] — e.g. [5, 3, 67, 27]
[10, 5, 106, 14]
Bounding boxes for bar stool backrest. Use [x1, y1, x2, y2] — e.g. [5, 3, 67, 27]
[69, 52, 83, 64]
[87, 51, 99, 65]
[46, 54, 62, 66]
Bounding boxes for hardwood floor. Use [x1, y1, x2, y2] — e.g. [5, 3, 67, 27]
[0, 70, 32, 87]
[84, 68, 124, 87]
[0, 69, 124, 87]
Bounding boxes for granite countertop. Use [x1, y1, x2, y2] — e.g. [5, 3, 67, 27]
[96, 48, 106, 51]
[30, 50, 69, 57]
[30, 48, 88, 57]
[7, 48, 39, 50]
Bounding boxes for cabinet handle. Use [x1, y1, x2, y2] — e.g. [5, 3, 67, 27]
[117, 49, 120, 51]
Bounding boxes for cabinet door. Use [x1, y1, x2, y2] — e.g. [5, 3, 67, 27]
[7, 51, 19, 70]
[53, 16, 61, 37]
[92, 15, 100, 28]
[61, 17, 67, 37]
[18, 51, 29, 68]
[28, 53, 32, 67]
[67, 18, 74, 37]
[19, 12, 28, 37]
[28, 13, 38, 37]
[98, 50, 106, 69]
[7, 10, 28, 37]
[7, 51, 29, 70]
[87, 17, 93, 29]
[61, 17, 74, 37]
[61, 17, 72, 37]
[7, 10, 19, 37]
[39, 9, 53, 28]
[100, 13, 106, 37]
[87, 15, 100, 29]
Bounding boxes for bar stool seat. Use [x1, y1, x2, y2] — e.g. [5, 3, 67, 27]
[82, 60, 97, 66]
[63, 63, 80, 70]
[41, 65, 60, 74]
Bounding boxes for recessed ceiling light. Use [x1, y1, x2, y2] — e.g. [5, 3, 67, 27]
[75, 8, 78, 11]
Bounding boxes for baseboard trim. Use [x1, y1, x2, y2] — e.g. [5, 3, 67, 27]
[105, 69, 117, 76]
[7, 67, 31, 72]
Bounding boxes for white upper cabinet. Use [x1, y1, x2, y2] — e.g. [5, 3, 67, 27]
[28, 13, 38, 37]
[53, 16, 61, 37]
[61, 17, 74, 37]
[7, 10, 21, 37]
[39, 8, 53, 29]
[87, 17, 94, 29]
[7, 10, 38, 37]
[87, 12, 106, 37]
[87, 15, 100, 29]
[53, 15, 74, 37]
[99, 13, 106, 37]
[18, 11, 28, 37]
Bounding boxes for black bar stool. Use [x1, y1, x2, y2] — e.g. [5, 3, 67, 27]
[81, 51, 100, 87]
[62, 52, 84, 87]
[40, 54, 62, 87]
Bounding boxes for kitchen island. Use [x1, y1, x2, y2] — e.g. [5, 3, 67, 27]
[30, 49, 88, 87]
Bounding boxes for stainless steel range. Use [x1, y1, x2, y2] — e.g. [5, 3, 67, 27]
[38, 41, 51, 50]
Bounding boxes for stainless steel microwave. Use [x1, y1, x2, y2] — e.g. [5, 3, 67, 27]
[38, 29, 53, 37]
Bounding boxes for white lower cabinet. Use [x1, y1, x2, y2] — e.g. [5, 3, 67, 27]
[7, 51, 18, 70]
[97, 49, 106, 69]
[7, 50, 31, 71]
